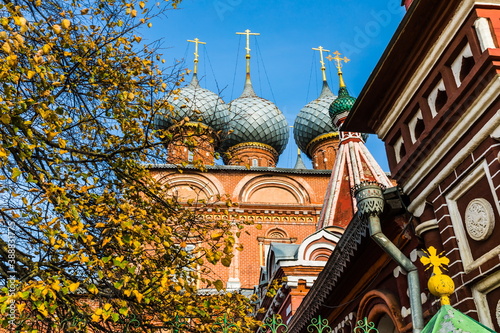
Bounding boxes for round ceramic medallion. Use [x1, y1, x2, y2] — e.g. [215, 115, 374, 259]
[464, 198, 495, 241]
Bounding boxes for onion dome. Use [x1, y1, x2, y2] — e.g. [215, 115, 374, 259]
[222, 29, 289, 156]
[328, 52, 357, 127]
[293, 81, 337, 156]
[224, 83, 289, 154]
[155, 73, 229, 132]
[329, 85, 356, 127]
[155, 38, 228, 133]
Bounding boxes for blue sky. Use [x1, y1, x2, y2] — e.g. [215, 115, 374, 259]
[148, 0, 406, 170]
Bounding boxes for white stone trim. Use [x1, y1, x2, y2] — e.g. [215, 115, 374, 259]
[472, 269, 500, 329]
[427, 79, 446, 117]
[444, 161, 500, 272]
[285, 275, 317, 288]
[451, 43, 473, 87]
[415, 219, 439, 237]
[409, 109, 424, 143]
[474, 17, 497, 52]
[394, 136, 404, 163]
[406, 77, 500, 212]
[379, 0, 487, 138]
[303, 242, 336, 261]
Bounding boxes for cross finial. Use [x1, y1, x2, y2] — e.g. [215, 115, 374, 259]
[420, 246, 455, 306]
[236, 29, 260, 55]
[312, 46, 331, 82]
[327, 51, 350, 88]
[236, 30, 260, 95]
[327, 51, 350, 72]
[420, 246, 449, 275]
[187, 38, 206, 74]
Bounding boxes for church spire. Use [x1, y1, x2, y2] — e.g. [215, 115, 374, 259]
[318, 54, 393, 229]
[236, 29, 260, 97]
[313, 46, 334, 99]
[187, 38, 206, 87]
[293, 148, 307, 170]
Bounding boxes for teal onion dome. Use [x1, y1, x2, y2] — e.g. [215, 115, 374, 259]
[329, 86, 356, 127]
[294, 82, 338, 157]
[155, 74, 229, 132]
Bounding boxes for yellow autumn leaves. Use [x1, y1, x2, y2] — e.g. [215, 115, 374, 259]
[52, 19, 71, 34]
[0, 0, 258, 331]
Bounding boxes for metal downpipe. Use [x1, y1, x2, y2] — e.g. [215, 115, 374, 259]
[352, 182, 424, 333]
[368, 214, 424, 333]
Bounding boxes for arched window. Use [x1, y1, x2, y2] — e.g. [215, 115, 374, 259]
[252, 158, 259, 167]
[267, 229, 286, 239]
[377, 314, 397, 333]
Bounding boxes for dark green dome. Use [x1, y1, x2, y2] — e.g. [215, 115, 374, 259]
[329, 86, 356, 125]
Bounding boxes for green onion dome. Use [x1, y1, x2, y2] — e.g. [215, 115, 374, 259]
[329, 86, 357, 127]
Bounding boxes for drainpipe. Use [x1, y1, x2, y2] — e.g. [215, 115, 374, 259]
[352, 182, 424, 333]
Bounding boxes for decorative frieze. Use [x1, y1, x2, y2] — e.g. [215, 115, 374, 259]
[202, 214, 316, 223]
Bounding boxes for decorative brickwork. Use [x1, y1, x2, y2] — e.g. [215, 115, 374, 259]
[223, 142, 279, 167]
[307, 133, 340, 170]
[150, 165, 331, 290]
[166, 122, 218, 165]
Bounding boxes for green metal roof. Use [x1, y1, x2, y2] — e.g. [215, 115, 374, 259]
[422, 305, 497, 333]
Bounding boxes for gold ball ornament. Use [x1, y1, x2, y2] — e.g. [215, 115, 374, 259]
[428, 274, 455, 305]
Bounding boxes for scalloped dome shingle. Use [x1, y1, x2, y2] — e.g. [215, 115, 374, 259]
[223, 94, 289, 154]
[155, 75, 229, 133]
[294, 83, 338, 155]
[329, 86, 357, 126]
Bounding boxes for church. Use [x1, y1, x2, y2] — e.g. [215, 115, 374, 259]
[151, 32, 344, 292]
[153, 0, 500, 331]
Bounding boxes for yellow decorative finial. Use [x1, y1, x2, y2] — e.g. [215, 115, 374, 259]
[420, 246, 455, 306]
[327, 51, 349, 88]
[187, 38, 206, 75]
[312, 46, 331, 82]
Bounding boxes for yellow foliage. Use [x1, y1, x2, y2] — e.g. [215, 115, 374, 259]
[61, 19, 71, 29]
[68, 282, 80, 292]
[52, 25, 62, 34]
[0, 0, 259, 331]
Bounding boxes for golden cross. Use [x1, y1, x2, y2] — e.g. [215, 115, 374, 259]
[312, 46, 331, 70]
[327, 50, 350, 72]
[187, 38, 206, 74]
[420, 246, 450, 275]
[312, 46, 331, 81]
[236, 29, 260, 55]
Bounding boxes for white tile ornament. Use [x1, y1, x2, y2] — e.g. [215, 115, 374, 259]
[465, 198, 495, 241]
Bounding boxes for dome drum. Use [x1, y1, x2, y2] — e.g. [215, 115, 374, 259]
[306, 132, 340, 169]
[223, 142, 279, 167]
[165, 122, 218, 165]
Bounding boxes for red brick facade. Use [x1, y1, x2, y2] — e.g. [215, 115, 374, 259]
[150, 165, 331, 290]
